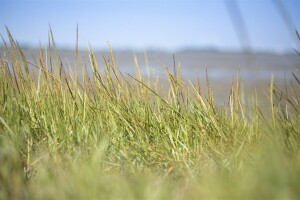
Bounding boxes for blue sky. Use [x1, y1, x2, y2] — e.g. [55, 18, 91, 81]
[0, 0, 299, 51]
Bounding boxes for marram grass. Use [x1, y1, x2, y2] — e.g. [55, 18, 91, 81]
[0, 30, 300, 200]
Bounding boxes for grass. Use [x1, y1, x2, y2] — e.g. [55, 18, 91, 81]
[0, 29, 300, 200]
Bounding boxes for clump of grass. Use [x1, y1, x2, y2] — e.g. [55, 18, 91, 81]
[0, 29, 299, 200]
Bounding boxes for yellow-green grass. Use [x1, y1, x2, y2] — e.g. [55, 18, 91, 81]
[0, 29, 299, 200]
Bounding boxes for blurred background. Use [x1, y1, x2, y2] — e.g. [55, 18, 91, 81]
[0, 0, 299, 51]
[1, 0, 300, 101]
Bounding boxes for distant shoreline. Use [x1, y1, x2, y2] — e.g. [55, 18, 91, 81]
[0, 46, 298, 55]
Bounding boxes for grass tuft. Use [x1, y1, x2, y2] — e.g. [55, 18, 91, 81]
[0, 30, 300, 200]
